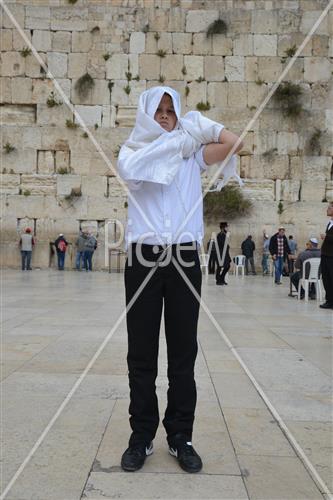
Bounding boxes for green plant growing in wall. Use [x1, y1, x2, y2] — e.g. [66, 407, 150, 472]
[75, 72, 95, 99]
[273, 82, 303, 117]
[133, 74, 140, 81]
[204, 185, 252, 220]
[20, 47, 31, 57]
[196, 76, 205, 83]
[57, 167, 69, 174]
[23, 189, 31, 196]
[185, 86, 190, 97]
[2, 168, 7, 173]
[281, 44, 297, 63]
[181, 65, 187, 76]
[123, 84, 131, 95]
[154, 32, 160, 41]
[156, 49, 166, 58]
[125, 72, 132, 81]
[46, 91, 62, 108]
[108, 81, 114, 92]
[103, 53, 111, 61]
[142, 24, 149, 33]
[94, 123, 99, 129]
[113, 145, 121, 159]
[262, 148, 278, 161]
[90, 26, 100, 34]
[67, 0, 78, 3]
[196, 101, 211, 111]
[124, 201, 128, 208]
[65, 187, 82, 201]
[158, 75, 166, 83]
[66, 119, 79, 129]
[206, 19, 228, 37]
[3, 142, 15, 154]
[308, 129, 322, 155]
[255, 77, 265, 85]
[278, 201, 284, 215]
[9, 168, 15, 174]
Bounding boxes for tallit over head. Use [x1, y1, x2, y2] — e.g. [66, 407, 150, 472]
[117, 86, 242, 189]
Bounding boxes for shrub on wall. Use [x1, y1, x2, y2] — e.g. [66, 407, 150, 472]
[204, 185, 252, 220]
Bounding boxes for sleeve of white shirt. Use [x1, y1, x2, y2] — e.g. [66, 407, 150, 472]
[194, 146, 208, 172]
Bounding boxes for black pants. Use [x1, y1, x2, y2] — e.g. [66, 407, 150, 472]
[125, 242, 202, 446]
[215, 262, 230, 284]
[291, 271, 316, 297]
[321, 255, 333, 304]
[208, 254, 216, 274]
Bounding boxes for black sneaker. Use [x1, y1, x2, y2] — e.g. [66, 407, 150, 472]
[121, 442, 153, 472]
[169, 439, 202, 473]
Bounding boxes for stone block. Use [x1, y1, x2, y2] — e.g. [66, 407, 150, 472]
[72, 32, 92, 53]
[25, 53, 47, 79]
[1, 52, 25, 77]
[277, 33, 312, 57]
[68, 53, 87, 78]
[81, 176, 107, 197]
[148, 8, 169, 31]
[254, 35, 277, 56]
[50, 7, 88, 31]
[277, 132, 299, 155]
[264, 155, 290, 180]
[228, 83, 247, 108]
[326, 110, 333, 131]
[304, 57, 331, 82]
[115, 106, 137, 127]
[191, 34, 211, 56]
[138, 55, 160, 80]
[12, 30, 31, 51]
[161, 55, 184, 81]
[145, 33, 158, 54]
[168, 7, 186, 31]
[0, 174, 20, 195]
[106, 54, 128, 80]
[207, 82, 228, 109]
[258, 57, 283, 82]
[245, 57, 258, 82]
[36, 103, 72, 127]
[185, 10, 219, 33]
[21, 175, 56, 196]
[186, 82, 207, 109]
[0, 148, 36, 174]
[37, 151, 55, 174]
[130, 32, 145, 54]
[225, 56, 244, 82]
[247, 82, 269, 108]
[233, 34, 254, 56]
[211, 36, 233, 56]
[183, 55, 203, 81]
[102, 105, 116, 128]
[128, 81, 147, 106]
[251, 9, 278, 34]
[86, 50, 107, 80]
[32, 30, 51, 52]
[52, 31, 72, 53]
[110, 80, 129, 106]
[325, 181, 333, 202]
[302, 156, 331, 181]
[0, 29, 12, 51]
[281, 180, 301, 202]
[278, 9, 301, 33]
[229, 9, 252, 34]
[300, 11, 329, 36]
[47, 52, 68, 78]
[312, 35, 329, 57]
[74, 105, 102, 128]
[25, 6, 50, 30]
[301, 180, 326, 202]
[2, 4, 25, 29]
[204, 56, 224, 82]
[0, 77, 12, 103]
[56, 175, 81, 197]
[157, 33, 173, 54]
[4, 194, 45, 218]
[128, 54, 139, 78]
[172, 33, 192, 55]
[32, 78, 57, 104]
[11, 78, 33, 104]
[242, 180, 275, 201]
[55, 151, 70, 172]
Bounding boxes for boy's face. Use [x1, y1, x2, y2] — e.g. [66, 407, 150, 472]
[154, 93, 177, 132]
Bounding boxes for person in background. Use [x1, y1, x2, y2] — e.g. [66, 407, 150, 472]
[75, 230, 87, 271]
[83, 232, 97, 272]
[216, 222, 231, 286]
[288, 235, 297, 275]
[262, 233, 270, 276]
[290, 238, 320, 299]
[241, 235, 256, 275]
[207, 236, 217, 274]
[269, 226, 291, 284]
[19, 228, 35, 271]
[320, 201, 333, 309]
[54, 233, 68, 270]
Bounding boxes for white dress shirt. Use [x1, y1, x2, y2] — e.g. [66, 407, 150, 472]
[124, 147, 208, 247]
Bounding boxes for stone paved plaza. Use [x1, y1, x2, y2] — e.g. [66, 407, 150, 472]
[2, 269, 332, 499]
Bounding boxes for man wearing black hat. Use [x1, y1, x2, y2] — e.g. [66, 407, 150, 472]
[215, 222, 231, 285]
[320, 202, 333, 309]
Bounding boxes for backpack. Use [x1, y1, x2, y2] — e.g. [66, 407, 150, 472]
[58, 240, 67, 252]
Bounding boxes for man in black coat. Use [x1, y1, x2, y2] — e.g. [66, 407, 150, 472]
[269, 226, 291, 284]
[241, 235, 256, 275]
[320, 202, 333, 309]
[216, 222, 231, 286]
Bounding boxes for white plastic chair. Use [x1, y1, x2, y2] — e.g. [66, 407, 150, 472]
[297, 258, 322, 302]
[199, 253, 209, 282]
[234, 255, 246, 276]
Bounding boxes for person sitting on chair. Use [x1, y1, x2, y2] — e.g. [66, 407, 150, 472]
[290, 238, 321, 299]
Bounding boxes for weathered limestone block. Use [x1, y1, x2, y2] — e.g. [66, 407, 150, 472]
[277, 132, 299, 155]
[1, 52, 25, 77]
[128, 54, 139, 78]
[102, 105, 116, 128]
[312, 35, 330, 57]
[168, 7, 186, 31]
[129, 32, 145, 54]
[211, 36, 233, 56]
[36, 103, 72, 127]
[13, 30, 31, 51]
[300, 11, 329, 36]
[21, 175, 56, 195]
[47, 52, 68, 78]
[325, 181, 333, 202]
[161, 55, 184, 81]
[86, 196, 122, 220]
[128, 81, 147, 106]
[2, 4, 25, 29]
[81, 176, 107, 197]
[263, 156, 290, 180]
[148, 8, 169, 31]
[0, 174, 20, 195]
[145, 33, 158, 54]
[304, 57, 331, 82]
[25, 53, 47, 79]
[245, 56, 258, 81]
[281, 180, 301, 202]
[52, 31, 72, 53]
[57, 174, 81, 197]
[183, 55, 203, 81]
[241, 132, 255, 156]
[106, 54, 128, 80]
[287, 59, 305, 83]
[251, 9, 278, 34]
[242, 180, 275, 201]
[74, 105, 102, 127]
[50, 7, 88, 31]
[254, 35, 277, 56]
[278, 9, 301, 33]
[157, 33, 173, 54]
[204, 56, 224, 82]
[278, 33, 312, 57]
[258, 57, 283, 82]
[11, 78, 33, 104]
[32, 30, 52, 52]
[68, 53, 88, 78]
[87, 50, 107, 79]
[257, 130, 278, 154]
[25, 6, 50, 30]
[301, 180, 326, 202]
[275, 178, 281, 202]
[289, 156, 303, 180]
[303, 156, 331, 180]
[228, 82, 247, 108]
[37, 150, 55, 174]
[55, 151, 70, 172]
[109, 80, 129, 106]
[247, 82, 269, 107]
[32, 78, 59, 104]
[233, 34, 254, 56]
[186, 82, 207, 108]
[185, 10, 219, 32]
[172, 33, 192, 55]
[207, 82, 228, 108]
[72, 32, 92, 53]
[116, 106, 137, 127]
[326, 110, 333, 131]
[0, 77, 12, 103]
[0, 30, 12, 51]
[225, 56, 244, 81]
[138, 55, 160, 80]
[5, 194, 43, 218]
[191, 34, 211, 56]
[1, 148, 36, 174]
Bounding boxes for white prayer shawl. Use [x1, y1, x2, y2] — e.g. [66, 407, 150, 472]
[117, 86, 242, 190]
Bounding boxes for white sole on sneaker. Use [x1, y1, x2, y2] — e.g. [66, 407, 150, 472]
[169, 447, 178, 457]
[146, 443, 154, 456]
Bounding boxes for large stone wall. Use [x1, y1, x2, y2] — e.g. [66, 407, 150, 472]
[1, 0, 332, 269]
